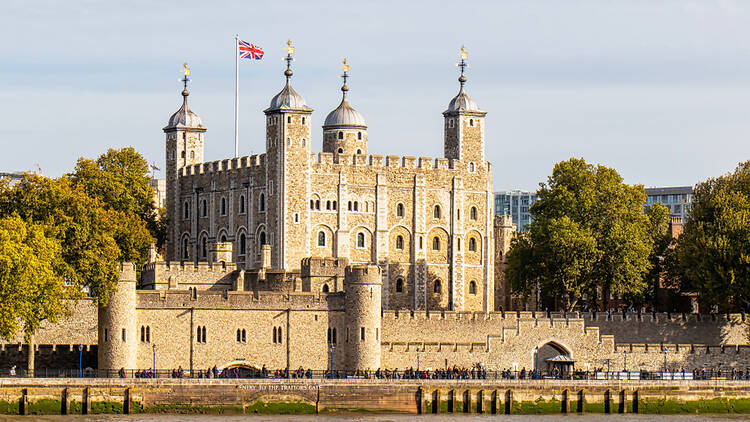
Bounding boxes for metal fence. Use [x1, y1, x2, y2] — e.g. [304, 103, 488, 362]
[5, 368, 750, 381]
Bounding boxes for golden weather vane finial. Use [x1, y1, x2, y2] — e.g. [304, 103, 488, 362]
[183, 62, 190, 76]
[342, 58, 349, 73]
[460, 45, 468, 61]
[286, 39, 295, 56]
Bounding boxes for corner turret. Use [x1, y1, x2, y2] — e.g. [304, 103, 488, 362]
[98, 263, 138, 372]
[343, 265, 382, 371]
[323, 59, 368, 156]
[443, 46, 486, 163]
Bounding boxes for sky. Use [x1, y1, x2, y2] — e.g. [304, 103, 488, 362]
[2, 0, 750, 191]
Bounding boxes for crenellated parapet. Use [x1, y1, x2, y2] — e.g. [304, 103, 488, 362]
[141, 260, 238, 291]
[309, 152, 490, 174]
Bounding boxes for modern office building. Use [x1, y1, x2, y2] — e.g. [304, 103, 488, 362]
[644, 186, 693, 221]
[494, 190, 537, 231]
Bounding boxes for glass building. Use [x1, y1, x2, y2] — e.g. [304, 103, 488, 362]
[494, 190, 537, 232]
[643, 186, 693, 221]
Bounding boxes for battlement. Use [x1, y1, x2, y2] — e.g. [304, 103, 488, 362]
[301, 257, 348, 277]
[141, 260, 238, 290]
[311, 152, 489, 173]
[344, 265, 382, 285]
[136, 289, 346, 311]
[118, 262, 137, 282]
[178, 154, 266, 177]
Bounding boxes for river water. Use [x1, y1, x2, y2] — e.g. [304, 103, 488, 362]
[1, 415, 749, 421]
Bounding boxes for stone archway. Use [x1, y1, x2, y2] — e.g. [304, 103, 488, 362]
[534, 341, 574, 378]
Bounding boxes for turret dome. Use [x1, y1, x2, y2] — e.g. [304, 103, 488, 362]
[446, 87, 480, 113]
[266, 81, 311, 112]
[165, 89, 203, 130]
[324, 94, 366, 128]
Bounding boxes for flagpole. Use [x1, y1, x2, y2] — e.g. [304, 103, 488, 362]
[234, 34, 240, 158]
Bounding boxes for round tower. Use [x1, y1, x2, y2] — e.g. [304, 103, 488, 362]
[343, 265, 382, 371]
[98, 263, 138, 373]
[323, 59, 368, 156]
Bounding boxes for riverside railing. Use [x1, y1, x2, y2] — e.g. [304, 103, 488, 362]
[5, 368, 750, 381]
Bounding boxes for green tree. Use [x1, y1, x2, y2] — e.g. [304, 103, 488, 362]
[505, 158, 661, 310]
[676, 161, 750, 311]
[635, 203, 673, 308]
[0, 215, 71, 342]
[0, 174, 121, 306]
[70, 147, 161, 264]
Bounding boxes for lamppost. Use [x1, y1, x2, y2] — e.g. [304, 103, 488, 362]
[663, 346, 668, 375]
[328, 344, 335, 379]
[623, 350, 628, 373]
[78, 344, 83, 378]
[534, 346, 539, 379]
[152, 344, 157, 378]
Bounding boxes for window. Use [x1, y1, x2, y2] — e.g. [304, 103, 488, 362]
[220, 233, 227, 243]
[338, 131, 343, 140]
[348, 201, 352, 211]
[182, 237, 189, 260]
[396, 278, 404, 293]
[332, 328, 337, 344]
[239, 195, 246, 214]
[259, 193, 265, 212]
[469, 281, 476, 295]
[322, 284, 329, 293]
[201, 200, 207, 217]
[357, 232, 365, 248]
[202, 326, 206, 343]
[353, 201, 359, 212]
[357, 149, 362, 154]
[469, 162, 475, 172]
[419, 236, 423, 249]
[432, 237, 440, 250]
[278, 327, 283, 343]
[360, 327, 365, 341]
[469, 118, 474, 126]
[315, 200, 320, 210]
[259, 231, 267, 245]
[239, 233, 246, 255]
[302, 117, 306, 124]
[220, 197, 227, 216]
[469, 237, 477, 252]
[433, 205, 441, 219]
[237, 329, 242, 342]
[122, 328, 126, 342]
[396, 235, 404, 250]
[338, 148, 343, 154]
[190, 151, 195, 160]
[318, 231, 326, 247]
[269, 181, 273, 196]
[457, 238, 461, 251]
[470, 206, 477, 220]
[141, 326, 145, 342]
[104, 328, 108, 342]
[242, 329, 246, 343]
[294, 213, 299, 223]
[333, 201, 337, 210]
[434, 279, 441, 294]
[326, 200, 331, 210]
[310, 199, 315, 209]
[287, 116, 291, 124]
[358, 132, 362, 140]
[273, 327, 277, 343]
[396, 203, 404, 217]
[183, 201, 190, 219]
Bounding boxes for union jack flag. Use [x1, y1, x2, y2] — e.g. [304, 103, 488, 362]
[238, 40, 264, 60]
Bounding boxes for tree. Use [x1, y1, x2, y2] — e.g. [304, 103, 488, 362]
[636, 203, 672, 308]
[676, 161, 750, 311]
[505, 158, 661, 310]
[0, 174, 121, 306]
[70, 147, 162, 258]
[0, 215, 71, 342]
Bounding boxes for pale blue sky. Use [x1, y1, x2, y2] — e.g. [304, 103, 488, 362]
[2, 0, 750, 190]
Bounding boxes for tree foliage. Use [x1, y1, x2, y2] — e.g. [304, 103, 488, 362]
[505, 158, 662, 310]
[676, 161, 750, 311]
[0, 215, 71, 342]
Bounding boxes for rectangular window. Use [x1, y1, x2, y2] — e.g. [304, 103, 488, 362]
[361, 327, 365, 341]
[121, 328, 126, 342]
[104, 328, 108, 342]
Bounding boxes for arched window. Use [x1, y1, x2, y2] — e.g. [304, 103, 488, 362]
[469, 118, 474, 126]
[277, 327, 282, 343]
[348, 201, 352, 211]
[357, 232, 365, 248]
[326, 200, 331, 210]
[141, 326, 145, 342]
[396, 203, 404, 217]
[202, 326, 207, 342]
[470, 206, 477, 220]
[434, 279, 442, 294]
[183, 201, 190, 219]
[220, 197, 226, 216]
[220, 234, 227, 243]
[338, 148, 343, 154]
[433, 205, 441, 219]
[259, 194, 265, 212]
[356, 149, 362, 154]
[353, 201, 359, 212]
[396, 278, 404, 293]
[457, 238, 461, 251]
[200, 236, 207, 258]
[273, 327, 277, 343]
[237, 329, 242, 342]
[469, 162, 475, 172]
[318, 231, 326, 247]
[201, 200, 207, 217]
[358, 132, 362, 140]
[469, 237, 477, 252]
[315, 200, 320, 210]
[432, 237, 440, 250]
[338, 131, 343, 140]
[260, 231, 267, 245]
[469, 280, 477, 294]
[322, 284, 329, 293]
[239, 233, 246, 255]
[146, 326, 150, 343]
[333, 200, 337, 210]
[182, 237, 189, 260]
[396, 235, 404, 250]
[197, 326, 202, 343]
[332, 328, 337, 344]
[310, 199, 315, 209]
[239, 195, 246, 214]
[242, 329, 246, 343]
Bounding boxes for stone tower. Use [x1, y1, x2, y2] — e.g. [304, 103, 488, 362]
[164, 64, 206, 261]
[344, 265, 382, 371]
[98, 263, 137, 372]
[443, 47, 486, 163]
[322, 60, 368, 156]
[263, 42, 313, 271]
